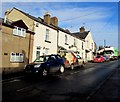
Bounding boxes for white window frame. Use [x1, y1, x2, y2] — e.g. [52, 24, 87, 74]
[36, 46, 41, 58]
[65, 35, 68, 44]
[82, 42, 84, 50]
[10, 52, 24, 62]
[74, 39, 77, 47]
[45, 48, 49, 55]
[13, 26, 26, 37]
[45, 29, 49, 41]
[92, 43, 93, 50]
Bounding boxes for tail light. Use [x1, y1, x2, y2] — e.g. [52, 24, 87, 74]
[65, 60, 69, 65]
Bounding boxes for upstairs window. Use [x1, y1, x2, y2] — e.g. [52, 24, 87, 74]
[65, 35, 68, 45]
[45, 29, 49, 41]
[13, 26, 26, 37]
[92, 43, 93, 50]
[87, 40, 89, 48]
[74, 39, 77, 47]
[82, 42, 84, 50]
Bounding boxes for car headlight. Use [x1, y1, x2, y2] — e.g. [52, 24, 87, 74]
[34, 64, 41, 68]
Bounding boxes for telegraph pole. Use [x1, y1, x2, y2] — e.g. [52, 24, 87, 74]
[104, 39, 106, 47]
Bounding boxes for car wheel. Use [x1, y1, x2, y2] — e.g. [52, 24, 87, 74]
[82, 61, 84, 67]
[79, 62, 84, 68]
[81, 63, 84, 68]
[42, 69, 48, 76]
[71, 64, 74, 70]
[59, 65, 64, 73]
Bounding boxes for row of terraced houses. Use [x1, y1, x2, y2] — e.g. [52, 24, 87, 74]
[1, 8, 97, 74]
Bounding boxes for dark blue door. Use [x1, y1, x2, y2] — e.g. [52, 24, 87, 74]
[48, 55, 60, 73]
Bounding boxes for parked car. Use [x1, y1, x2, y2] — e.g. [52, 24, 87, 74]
[24, 54, 65, 76]
[109, 56, 118, 61]
[93, 55, 105, 63]
[61, 51, 82, 70]
[74, 54, 84, 67]
[103, 55, 110, 61]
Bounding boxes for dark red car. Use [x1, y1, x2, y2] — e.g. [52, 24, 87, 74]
[93, 55, 105, 63]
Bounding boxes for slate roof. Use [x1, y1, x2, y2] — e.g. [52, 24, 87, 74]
[8, 8, 85, 41]
[11, 20, 28, 30]
[11, 8, 61, 31]
[11, 8, 72, 33]
[72, 31, 90, 39]
[1, 18, 35, 34]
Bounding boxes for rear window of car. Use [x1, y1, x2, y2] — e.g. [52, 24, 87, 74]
[96, 56, 101, 58]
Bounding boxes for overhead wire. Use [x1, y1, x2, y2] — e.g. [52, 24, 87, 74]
[59, 6, 117, 22]
[59, 10, 99, 22]
[96, 9, 118, 34]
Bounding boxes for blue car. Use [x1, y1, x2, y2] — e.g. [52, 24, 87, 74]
[103, 55, 110, 61]
[24, 54, 65, 76]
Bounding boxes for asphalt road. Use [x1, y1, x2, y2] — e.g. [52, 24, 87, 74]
[2, 60, 120, 102]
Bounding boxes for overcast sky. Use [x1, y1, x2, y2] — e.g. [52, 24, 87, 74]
[1, 1, 119, 50]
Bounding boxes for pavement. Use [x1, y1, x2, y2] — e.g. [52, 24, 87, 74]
[88, 67, 120, 102]
[2, 71, 24, 80]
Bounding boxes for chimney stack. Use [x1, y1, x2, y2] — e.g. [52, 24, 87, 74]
[51, 17, 58, 26]
[4, 8, 10, 23]
[44, 12, 51, 25]
[80, 26, 85, 33]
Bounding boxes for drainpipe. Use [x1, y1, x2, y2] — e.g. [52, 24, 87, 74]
[28, 22, 34, 64]
[28, 32, 31, 64]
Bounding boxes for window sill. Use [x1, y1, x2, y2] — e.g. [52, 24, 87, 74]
[45, 40, 51, 43]
[10, 61, 24, 63]
[13, 34, 25, 38]
[73, 45, 77, 47]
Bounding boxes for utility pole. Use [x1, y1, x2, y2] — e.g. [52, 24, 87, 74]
[104, 39, 106, 47]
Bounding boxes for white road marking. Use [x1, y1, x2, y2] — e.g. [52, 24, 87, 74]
[2, 76, 24, 84]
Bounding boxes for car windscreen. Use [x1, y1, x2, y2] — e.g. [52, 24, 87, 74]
[34, 56, 49, 62]
[103, 50, 114, 54]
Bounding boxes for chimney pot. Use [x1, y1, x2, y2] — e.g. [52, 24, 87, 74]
[51, 17, 58, 26]
[44, 12, 51, 25]
[80, 26, 85, 33]
[4, 8, 10, 23]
